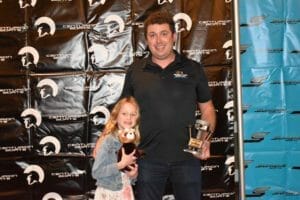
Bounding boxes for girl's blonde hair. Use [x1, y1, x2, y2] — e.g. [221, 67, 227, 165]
[93, 96, 141, 157]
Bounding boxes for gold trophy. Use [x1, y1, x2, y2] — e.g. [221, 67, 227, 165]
[183, 119, 212, 156]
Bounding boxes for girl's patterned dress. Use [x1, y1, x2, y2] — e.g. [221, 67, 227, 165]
[94, 172, 134, 200]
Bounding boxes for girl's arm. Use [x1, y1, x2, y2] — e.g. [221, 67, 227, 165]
[92, 138, 119, 180]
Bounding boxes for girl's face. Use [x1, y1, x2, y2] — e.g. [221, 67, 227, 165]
[117, 102, 138, 130]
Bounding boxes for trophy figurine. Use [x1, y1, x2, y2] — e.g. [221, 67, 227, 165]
[183, 119, 212, 156]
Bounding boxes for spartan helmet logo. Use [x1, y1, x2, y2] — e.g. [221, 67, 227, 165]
[225, 155, 235, 176]
[90, 106, 110, 126]
[42, 192, 63, 200]
[173, 13, 192, 33]
[88, 43, 109, 65]
[224, 100, 234, 122]
[39, 136, 61, 156]
[88, 0, 106, 6]
[24, 165, 45, 185]
[34, 17, 56, 38]
[21, 108, 42, 128]
[104, 14, 125, 37]
[18, 46, 39, 67]
[223, 40, 233, 60]
[19, 0, 37, 8]
[37, 79, 59, 99]
[157, 0, 173, 5]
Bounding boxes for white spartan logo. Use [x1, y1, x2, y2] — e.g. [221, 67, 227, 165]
[88, 43, 109, 65]
[158, 0, 173, 5]
[42, 192, 63, 200]
[37, 78, 59, 99]
[40, 136, 61, 156]
[21, 108, 42, 129]
[223, 40, 233, 60]
[19, 0, 37, 8]
[88, 0, 106, 6]
[173, 13, 192, 33]
[24, 164, 45, 185]
[18, 46, 39, 67]
[34, 17, 56, 38]
[104, 14, 125, 36]
[90, 106, 110, 126]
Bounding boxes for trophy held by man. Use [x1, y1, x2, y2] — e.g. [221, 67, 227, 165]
[183, 119, 212, 156]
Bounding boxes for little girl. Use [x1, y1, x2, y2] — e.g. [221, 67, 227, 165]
[92, 96, 140, 200]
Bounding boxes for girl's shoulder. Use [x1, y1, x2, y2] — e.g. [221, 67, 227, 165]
[101, 133, 119, 145]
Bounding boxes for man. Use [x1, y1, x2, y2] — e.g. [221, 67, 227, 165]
[121, 11, 216, 200]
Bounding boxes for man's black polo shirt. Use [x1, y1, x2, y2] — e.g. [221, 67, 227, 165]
[122, 52, 211, 163]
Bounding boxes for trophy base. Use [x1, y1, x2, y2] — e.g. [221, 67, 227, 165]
[183, 148, 201, 155]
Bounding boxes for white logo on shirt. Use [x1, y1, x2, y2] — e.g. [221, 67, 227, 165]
[173, 71, 188, 79]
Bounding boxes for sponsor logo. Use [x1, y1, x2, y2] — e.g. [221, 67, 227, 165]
[103, 14, 125, 37]
[201, 164, 220, 171]
[21, 108, 42, 128]
[173, 13, 192, 33]
[88, 0, 106, 6]
[271, 136, 300, 142]
[88, 43, 109, 65]
[208, 80, 232, 87]
[0, 88, 28, 94]
[199, 20, 231, 27]
[254, 108, 286, 113]
[37, 79, 59, 99]
[223, 40, 232, 60]
[42, 192, 63, 200]
[203, 192, 235, 198]
[224, 100, 234, 123]
[90, 106, 110, 125]
[157, 0, 173, 5]
[24, 164, 45, 185]
[34, 17, 56, 38]
[244, 132, 269, 143]
[242, 76, 268, 87]
[270, 19, 300, 25]
[18, 46, 39, 67]
[240, 15, 267, 27]
[0, 25, 28, 32]
[255, 164, 286, 169]
[0, 145, 32, 152]
[246, 187, 270, 197]
[0, 174, 18, 181]
[39, 136, 61, 155]
[19, 0, 37, 8]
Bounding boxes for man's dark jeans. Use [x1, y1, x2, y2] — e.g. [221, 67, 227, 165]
[135, 158, 202, 200]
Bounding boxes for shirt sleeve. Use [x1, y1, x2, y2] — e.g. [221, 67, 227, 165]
[195, 64, 212, 103]
[91, 137, 120, 180]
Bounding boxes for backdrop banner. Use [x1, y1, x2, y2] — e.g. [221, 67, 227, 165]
[0, 0, 235, 199]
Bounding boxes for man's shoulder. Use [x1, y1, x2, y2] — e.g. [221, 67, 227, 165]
[128, 57, 147, 71]
[176, 53, 201, 67]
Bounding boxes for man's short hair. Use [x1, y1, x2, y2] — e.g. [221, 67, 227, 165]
[144, 11, 175, 37]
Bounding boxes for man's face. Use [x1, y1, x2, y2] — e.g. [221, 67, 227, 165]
[146, 23, 176, 63]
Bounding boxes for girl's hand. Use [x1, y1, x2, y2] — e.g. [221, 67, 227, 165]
[124, 163, 138, 179]
[117, 148, 137, 170]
